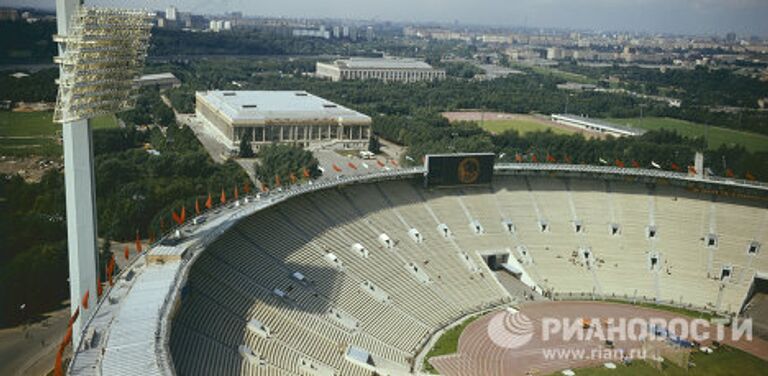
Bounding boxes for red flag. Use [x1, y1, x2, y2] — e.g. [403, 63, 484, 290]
[243, 181, 251, 194]
[376, 160, 385, 168]
[195, 199, 201, 215]
[631, 160, 640, 168]
[171, 210, 181, 225]
[546, 153, 556, 163]
[55, 350, 63, 376]
[531, 154, 538, 163]
[220, 189, 226, 204]
[515, 153, 523, 162]
[615, 159, 625, 168]
[670, 162, 681, 171]
[289, 173, 297, 184]
[745, 171, 756, 181]
[106, 255, 115, 286]
[124, 245, 129, 260]
[275, 175, 282, 187]
[347, 162, 358, 170]
[302, 167, 310, 178]
[725, 168, 735, 178]
[390, 159, 399, 166]
[333, 163, 343, 172]
[97, 275, 103, 298]
[81, 290, 90, 310]
[135, 230, 142, 254]
[234, 186, 239, 200]
[205, 193, 213, 209]
[180, 206, 186, 224]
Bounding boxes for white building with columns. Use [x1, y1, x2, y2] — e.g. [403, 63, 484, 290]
[196, 90, 372, 151]
[316, 57, 446, 82]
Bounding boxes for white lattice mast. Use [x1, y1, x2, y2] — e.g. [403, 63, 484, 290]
[54, 0, 152, 344]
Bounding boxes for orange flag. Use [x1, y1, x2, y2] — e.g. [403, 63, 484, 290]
[234, 186, 239, 200]
[615, 159, 625, 168]
[631, 160, 640, 168]
[376, 160, 385, 168]
[260, 183, 268, 193]
[275, 174, 282, 187]
[205, 193, 213, 209]
[106, 255, 116, 286]
[195, 198, 201, 215]
[333, 163, 342, 172]
[745, 171, 756, 181]
[546, 153, 556, 163]
[670, 162, 681, 171]
[135, 230, 142, 254]
[531, 154, 538, 163]
[347, 162, 357, 170]
[303, 167, 310, 178]
[688, 166, 697, 175]
[124, 245, 129, 260]
[220, 189, 226, 204]
[390, 159, 398, 166]
[97, 275, 103, 298]
[180, 206, 186, 224]
[289, 173, 297, 184]
[725, 168, 735, 178]
[81, 290, 90, 310]
[171, 210, 181, 225]
[515, 153, 523, 162]
[243, 181, 251, 194]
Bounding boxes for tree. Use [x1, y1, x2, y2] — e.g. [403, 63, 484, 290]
[368, 134, 381, 154]
[239, 132, 255, 158]
[254, 144, 320, 186]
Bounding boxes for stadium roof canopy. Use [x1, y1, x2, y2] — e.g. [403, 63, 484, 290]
[197, 90, 372, 124]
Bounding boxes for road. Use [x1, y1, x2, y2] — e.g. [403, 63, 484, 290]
[0, 306, 69, 376]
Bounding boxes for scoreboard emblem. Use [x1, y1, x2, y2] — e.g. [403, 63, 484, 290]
[457, 157, 481, 184]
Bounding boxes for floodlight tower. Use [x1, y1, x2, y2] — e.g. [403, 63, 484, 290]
[56, 0, 98, 344]
[54, 0, 153, 344]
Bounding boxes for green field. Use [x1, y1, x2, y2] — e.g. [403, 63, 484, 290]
[423, 315, 481, 373]
[479, 119, 576, 136]
[548, 345, 768, 376]
[0, 111, 118, 156]
[607, 117, 768, 153]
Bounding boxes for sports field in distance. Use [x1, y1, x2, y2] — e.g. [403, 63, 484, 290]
[443, 112, 581, 136]
[0, 111, 118, 156]
[607, 117, 768, 153]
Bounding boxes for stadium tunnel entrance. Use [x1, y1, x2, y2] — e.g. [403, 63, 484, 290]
[481, 252, 510, 272]
[743, 274, 768, 341]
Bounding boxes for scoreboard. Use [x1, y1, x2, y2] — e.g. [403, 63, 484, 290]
[424, 153, 495, 187]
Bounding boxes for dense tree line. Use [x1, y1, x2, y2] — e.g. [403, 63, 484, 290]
[1, 111, 247, 328]
[0, 68, 57, 103]
[254, 144, 320, 187]
[0, 20, 57, 64]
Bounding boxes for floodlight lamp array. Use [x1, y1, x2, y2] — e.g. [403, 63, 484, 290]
[54, 7, 154, 123]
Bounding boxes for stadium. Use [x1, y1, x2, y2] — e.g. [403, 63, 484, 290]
[66, 158, 768, 376]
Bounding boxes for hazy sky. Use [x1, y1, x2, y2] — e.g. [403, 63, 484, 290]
[3, 0, 768, 36]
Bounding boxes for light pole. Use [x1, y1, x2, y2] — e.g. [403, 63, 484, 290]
[56, 0, 98, 345]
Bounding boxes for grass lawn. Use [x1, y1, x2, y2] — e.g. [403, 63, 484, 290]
[607, 117, 768, 153]
[0, 111, 118, 156]
[601, 299, 719, 321]
[423, 315, 481, 373]
[479, 119, 576, 136]
[548, 345, 768, 376]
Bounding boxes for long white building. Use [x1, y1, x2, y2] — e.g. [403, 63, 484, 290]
[196, 90, 372, 151]
[316, 57, 446, 82]
[551, 114, 646, 137]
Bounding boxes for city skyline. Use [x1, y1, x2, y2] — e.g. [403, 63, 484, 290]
[2, 0, 768, 37]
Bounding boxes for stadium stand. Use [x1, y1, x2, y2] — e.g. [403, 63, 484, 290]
[167, 173, 767, 375]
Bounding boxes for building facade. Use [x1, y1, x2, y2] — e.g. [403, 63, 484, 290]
[316, 58, 446, 82]
[196, 91, 371, 151]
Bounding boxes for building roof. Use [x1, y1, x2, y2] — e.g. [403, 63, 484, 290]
[551, 114, 645, 136]
[138, 72, 178, 82]
[197, 90, 371, 125]
[333, 58, 437, 70]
